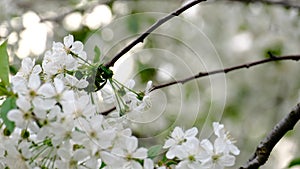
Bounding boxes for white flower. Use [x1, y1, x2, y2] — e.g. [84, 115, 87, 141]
[163, 127, 198, 148]
[37, 78, 75, 104]
[62, 94, 95, 119]
[163, 127, 198, 159]
[3, 143, 30, 169]
[129, 80, 153, 112]
[213, 122, 240, 155]
[199, 139, 236, 169]
[15, 57, 42, 79]
[42, 50, 61, 77]
[7, 96, 33, 128]
[111, 136, 148, 169]
[175, 138, 202, 169]
[52, 34, 87, 64]
[62, 34, 84, 55]
[75, 116, 116, 149]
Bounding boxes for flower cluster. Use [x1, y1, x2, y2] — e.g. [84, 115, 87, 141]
[0, 35, 239, 169]
[162, 122, 240, 169]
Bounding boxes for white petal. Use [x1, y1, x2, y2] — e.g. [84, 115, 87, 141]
[229, 144, 240, 155]
[171, 127, 184, 140]
[63, 34, 73, 48]
[17, 97, 31, 111]
[126, 79, 135, 89]
[126, 137, 138, 153]
[166, 147, 177, 159]
[218, 154, 235, 167]
[174, 147, 189, 159]
[98, 130, 116, 149]
[71, 41, 83, 54]
[28, 74, 41, 90]
[145, 81, 152, 92]
[185, 127, 198, 138]
[73, 149, 89, 161]
[52, 42, 64, 51]
[132, 148, 147, 159]
[38, 83, 56, 98]
[20, 58, 34, 74]
[126, 161, 143, 169]
[54, 78, 65, 94]
[214, 138, 226, 154]
[33, 97, 56, 110]
[200, 139, 213, 152]
[78, 51, 87, 60]
[100, 151, 125, 166]
[163, 139, 175, 149]
[32, 65, 42, 74]
[213, 122, 224, 138]
[7, 110, 23, 123]
[144, 158, 154, 169]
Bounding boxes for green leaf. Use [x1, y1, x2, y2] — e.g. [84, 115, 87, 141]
[288, 157, 300, 168]
[0, 96, 16, 133]
[147, 145, 162, 159]
[0, 81, 8, 96]
[93, 45, 101, 64]
[0, 40, 10, 86]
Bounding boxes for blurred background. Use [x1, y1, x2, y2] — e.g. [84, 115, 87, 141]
[1, 0, 300, 168]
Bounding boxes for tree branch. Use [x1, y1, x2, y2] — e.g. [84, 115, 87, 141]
[226, 0, 300, 9]
[104, 0, 207, 68]
[99, 54, 300, 114]
[150, 54, 300, 91]
[240, 103, 300, 169]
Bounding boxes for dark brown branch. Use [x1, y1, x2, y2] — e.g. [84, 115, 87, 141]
[226, 0, 300, 9]
[100, 106, 116, 116]
[150, 55, 300, 91]
[104, 0, 207, 68]
[100, 54, 300, 114]
[240, 103, 300, 169]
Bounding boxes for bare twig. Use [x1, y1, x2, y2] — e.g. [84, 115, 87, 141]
[240, 103, 300, 169]
[100, 54, 300, 114]
[104, 0, 207, 68]
[100, 106, 116, 116]
[226, 0, 300, 9]
[150, 54, 300, 91]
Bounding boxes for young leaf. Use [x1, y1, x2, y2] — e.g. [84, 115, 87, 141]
[147, 145, 162, 159]
[0, 96, 17, 133]
[93, 45, 101, 64]
[0, 40, 10, 86]
[288, 157, 300, 168]
[0, 81, 9, 96]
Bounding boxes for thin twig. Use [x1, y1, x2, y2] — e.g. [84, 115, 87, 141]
[104, 0, 207, 68]
[100, 106, 116, 116]
[100, 54, 300, 114]
[240, 103, 300, 169]
[150, 54, 300, 91]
